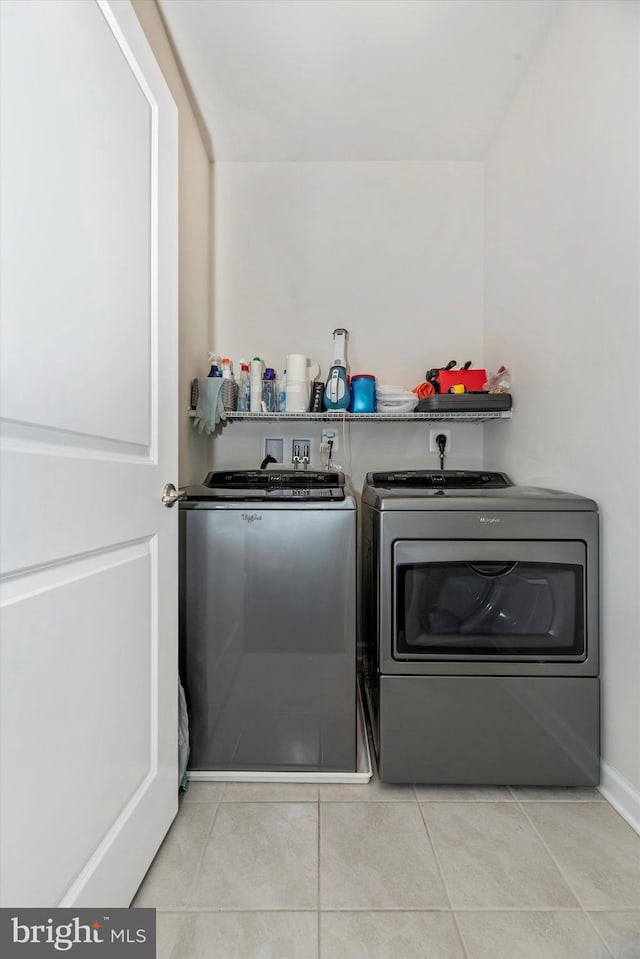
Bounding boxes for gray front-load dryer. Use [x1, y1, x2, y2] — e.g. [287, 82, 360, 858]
[180, 469, 357, 773]
[360, 470, 599, 785]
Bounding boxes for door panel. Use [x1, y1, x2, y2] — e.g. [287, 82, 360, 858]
[1, 544, 153, 904]
[0, 0, 178, 906]
[0, 0, 153, 445]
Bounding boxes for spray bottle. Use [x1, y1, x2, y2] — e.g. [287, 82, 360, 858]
[208, 352, 222, 377]
[237, 360, 251, 412]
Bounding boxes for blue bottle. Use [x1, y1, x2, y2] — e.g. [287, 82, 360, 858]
[350, 374, 376, 413]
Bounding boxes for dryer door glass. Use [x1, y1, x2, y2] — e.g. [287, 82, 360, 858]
[394, 540, 586, 661]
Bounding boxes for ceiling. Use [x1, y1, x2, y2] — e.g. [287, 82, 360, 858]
[157, 0, 560, 162]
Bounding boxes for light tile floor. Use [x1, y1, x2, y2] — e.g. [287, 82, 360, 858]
[133, 776, 640, 959]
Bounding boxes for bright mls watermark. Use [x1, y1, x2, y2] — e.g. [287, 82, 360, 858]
[0, 909, 155, 957]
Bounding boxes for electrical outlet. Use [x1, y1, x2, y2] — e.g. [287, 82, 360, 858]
[429, 429, 451, 453]
[263, 437, 284, 464]
[321, 428, 339, 453]
[292, 439, 311, 466]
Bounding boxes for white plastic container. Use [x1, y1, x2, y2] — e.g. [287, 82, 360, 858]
[284, 355, 319, 411]
[375, 385, 418, 413]
[376, 398, 418, 413]
[250, 357, 263, 413]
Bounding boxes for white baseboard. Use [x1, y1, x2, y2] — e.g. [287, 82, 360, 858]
[599, 761, 640, 835]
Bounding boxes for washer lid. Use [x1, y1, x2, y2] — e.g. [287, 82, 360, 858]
[181, 468, 349, 504]
[361, 481, 598, 512]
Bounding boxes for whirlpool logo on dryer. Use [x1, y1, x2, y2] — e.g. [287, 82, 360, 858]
[241, 513, 262, 523]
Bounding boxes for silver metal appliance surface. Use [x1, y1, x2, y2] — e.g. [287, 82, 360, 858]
[361, 470, 599, 785]
[180, 470, 357, 773]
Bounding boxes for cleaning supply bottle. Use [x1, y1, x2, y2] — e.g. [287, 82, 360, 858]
[278, 369, 287, 412]
[237, 361, 251, 412]
[250, 357, 263, 412]
[208, 352, 221, 378]
[262, 367, 279, 412]
[220, 358, 238, 411]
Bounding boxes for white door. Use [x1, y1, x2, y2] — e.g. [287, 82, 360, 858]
[0, 0, 178, 906]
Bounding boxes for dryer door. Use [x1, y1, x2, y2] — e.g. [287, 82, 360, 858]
[393, 540, 586, 664]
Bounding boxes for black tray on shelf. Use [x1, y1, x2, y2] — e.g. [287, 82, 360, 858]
[415, 393, 512, 413]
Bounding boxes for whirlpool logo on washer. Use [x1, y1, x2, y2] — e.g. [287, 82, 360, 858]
[241, 513, 262, 523]
[479, 515, 501, 524]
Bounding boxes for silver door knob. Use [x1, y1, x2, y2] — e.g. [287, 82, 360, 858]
[162, 483, 186, 507]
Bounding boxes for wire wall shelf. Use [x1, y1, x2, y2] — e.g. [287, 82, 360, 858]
[189, 410, 511, 424]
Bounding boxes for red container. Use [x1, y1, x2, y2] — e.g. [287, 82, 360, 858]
[438, 368, 487, 393]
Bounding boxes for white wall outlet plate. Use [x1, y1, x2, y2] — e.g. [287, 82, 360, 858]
[321, 428, 339, 452]
[428, 429, 452, 452]
[263, 437, 284, 463]
[292, 439, 311, 465]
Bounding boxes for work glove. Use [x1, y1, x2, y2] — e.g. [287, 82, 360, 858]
[193, 377, 227, 434]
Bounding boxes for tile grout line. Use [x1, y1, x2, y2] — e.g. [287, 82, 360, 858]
[165, 911, 184, 959]
[511, 797, 599, 908]
[512, 798, 616, 959]
[416, 800, 471, 959]
[165, 905, 597, 913]
[317, 788, 321, 959]
[163, 795, 225, 959]
[185, 799, 321, 804]
[160, 906, 611, 912]
[506, 785, 608, 807]
[182, 799, 224, 913]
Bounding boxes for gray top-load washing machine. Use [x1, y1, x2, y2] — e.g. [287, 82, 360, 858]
[360, 470, 599, 785]
[180, 469, 357, 773]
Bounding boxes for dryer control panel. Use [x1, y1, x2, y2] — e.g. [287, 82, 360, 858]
[366, 470, 512, 489]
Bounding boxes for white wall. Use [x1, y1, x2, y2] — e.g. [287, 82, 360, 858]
[485, 0, 640, 824]
[132, 0, 212, 486]
[211, 161, 485, 483]
[209, 419, 485, 492]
